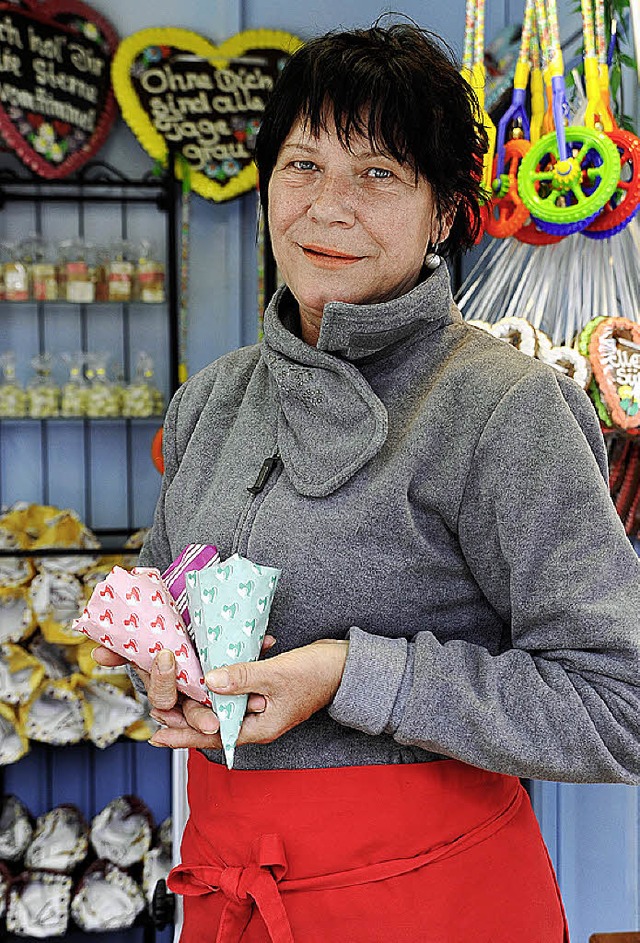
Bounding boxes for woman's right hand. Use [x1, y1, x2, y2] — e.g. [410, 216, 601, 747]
[91, 645, 222, 747]
[91, 639, 275, 749]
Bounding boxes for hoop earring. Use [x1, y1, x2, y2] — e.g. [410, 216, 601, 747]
[423, 244, 441, 271]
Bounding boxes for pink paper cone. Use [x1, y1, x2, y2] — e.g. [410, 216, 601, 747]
[73, 566, 210, 706]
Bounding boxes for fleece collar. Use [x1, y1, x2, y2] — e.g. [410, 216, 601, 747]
[260, 264, 456, 497]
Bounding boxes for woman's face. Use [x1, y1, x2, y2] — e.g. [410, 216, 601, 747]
[268, 117, 445, 345]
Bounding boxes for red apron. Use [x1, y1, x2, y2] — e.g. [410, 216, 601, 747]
[169, 750, 569, 942]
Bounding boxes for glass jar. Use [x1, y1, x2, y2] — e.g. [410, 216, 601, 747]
[20, 237, 58, 301]
[106, 240, 136, 303]
[3, 244, 29, 302]
[136, 241, 165, 303]
[59, 240, 96, 303]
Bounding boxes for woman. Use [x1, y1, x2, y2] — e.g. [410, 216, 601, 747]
[95, 24, 640, 942]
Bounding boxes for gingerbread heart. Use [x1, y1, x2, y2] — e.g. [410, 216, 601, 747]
[589, 316, 640, 429]
[538, 344, 592, 389]
[111, 27, 301, 202]
[0, 0, 119, 178]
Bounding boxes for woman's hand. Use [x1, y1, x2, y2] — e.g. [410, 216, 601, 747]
[202, 639, 349, 748]
[91, 638, 278, 750]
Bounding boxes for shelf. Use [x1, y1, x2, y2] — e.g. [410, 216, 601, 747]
[0, 416, 164, 424]
[0, 301, 166, 307]
[0, 160, 180, 397]
[0, 548, 142, 559]
[0, 159, 180, 943]
[0, 524, 147, 558]
[1, 872, 174, 940]
[4, 917, 159, 942]
[0, 161, 172, 207]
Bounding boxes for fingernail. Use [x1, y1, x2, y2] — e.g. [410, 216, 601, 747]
[199, 713, 219, 734]
[148, 736, 165, 748]
[157, 650, 174, 673]
[206, 668, 230, 690]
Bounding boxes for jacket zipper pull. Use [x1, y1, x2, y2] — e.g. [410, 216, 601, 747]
[248, 452, 281, 495]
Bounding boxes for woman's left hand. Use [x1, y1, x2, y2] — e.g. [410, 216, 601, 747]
[148, 639, 348, 749]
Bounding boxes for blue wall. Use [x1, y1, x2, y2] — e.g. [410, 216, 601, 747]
[1, 1, 638, 941]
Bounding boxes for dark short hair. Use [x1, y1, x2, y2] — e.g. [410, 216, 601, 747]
[255, 24, 488, 255]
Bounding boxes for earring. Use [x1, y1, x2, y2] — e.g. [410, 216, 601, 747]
[423, 244, 441, 271]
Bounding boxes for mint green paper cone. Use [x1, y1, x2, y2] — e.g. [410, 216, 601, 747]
[185, 553, 280, 769]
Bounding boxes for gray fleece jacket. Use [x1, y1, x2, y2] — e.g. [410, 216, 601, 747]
[139, 263, 640, 783]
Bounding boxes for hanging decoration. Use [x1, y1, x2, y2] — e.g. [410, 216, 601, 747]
[462, 0, 497, 197]
[516, 0, 622, 234]
[0, 0, 119, 178]
[458, 0, 640, 541]
[111, 27, 302, 202]
[484, 0, 535, 238]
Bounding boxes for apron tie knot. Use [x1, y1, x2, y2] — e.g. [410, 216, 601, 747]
[168, 833, 294, 943]
[217, 865, 245, 903]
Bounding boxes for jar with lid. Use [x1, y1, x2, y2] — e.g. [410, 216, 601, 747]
[3, 243, 29, 302]
[106, 240, 136, 303]
[59, 240, 96, 303]
[20, 236, 58, 301]
[136, 241, 165, 303]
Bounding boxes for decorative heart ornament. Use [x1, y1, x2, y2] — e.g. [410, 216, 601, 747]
[111, 27, 302, 202]
[537, 344, 592, 390]
[589, 316, 640, 430]
[0, 0, 118, 177]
